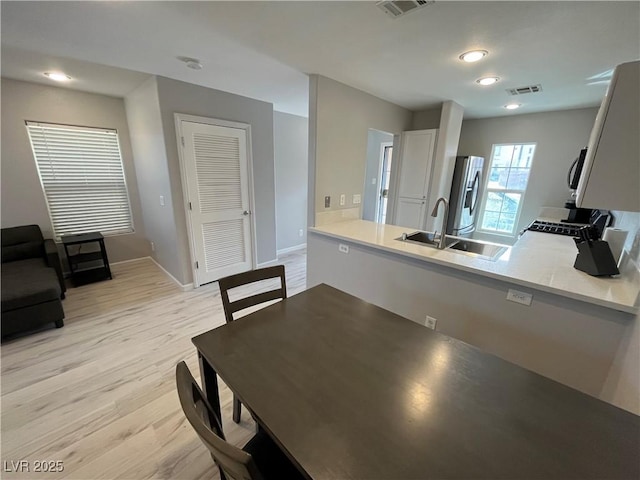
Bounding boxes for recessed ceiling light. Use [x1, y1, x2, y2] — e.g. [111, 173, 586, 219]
[43, 72, 71, 82]
[504, 103, 521, 110]
[476, 76, 500, 86]
[459, 50, 488, 63]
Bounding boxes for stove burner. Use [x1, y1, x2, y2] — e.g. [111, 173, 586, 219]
[526, 220, 583, 237]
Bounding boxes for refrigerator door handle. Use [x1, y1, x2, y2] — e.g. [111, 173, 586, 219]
[469, 170, 481, 215]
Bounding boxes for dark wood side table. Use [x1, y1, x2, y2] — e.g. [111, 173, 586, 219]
[61, 232, 112, 286]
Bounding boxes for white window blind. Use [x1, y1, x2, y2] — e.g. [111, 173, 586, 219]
[26, 121, 134, 239]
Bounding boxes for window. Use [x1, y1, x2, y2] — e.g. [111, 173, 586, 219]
[26, 121, 133, 239]
[478, 143, 536, 235]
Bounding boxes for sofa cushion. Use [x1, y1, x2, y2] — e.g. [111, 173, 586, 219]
[2, 225, 45, 263]
[2, 241, 45, 263]
[1, 259, 62, 312]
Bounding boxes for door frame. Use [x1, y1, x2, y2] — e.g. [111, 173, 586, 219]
[375, 141, 394, 223]
[174, 113, 257, 288]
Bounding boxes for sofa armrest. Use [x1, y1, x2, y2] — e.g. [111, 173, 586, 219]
[44, 239, 67, 294]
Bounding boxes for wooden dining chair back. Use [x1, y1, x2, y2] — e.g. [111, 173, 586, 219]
[176, 361, 264, 480]
[218, 265, 287, 324]
[217, 265, 287, 423]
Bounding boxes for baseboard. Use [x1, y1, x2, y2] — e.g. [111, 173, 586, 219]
[277, 243, 307, 256]
[110, 257, 151, 266]
[149, 257, 193, 291]
[257, 258, 279, 268]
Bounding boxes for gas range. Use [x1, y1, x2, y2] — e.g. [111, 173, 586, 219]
[525, 220, 584, 237]
[524, 210, 612, 239]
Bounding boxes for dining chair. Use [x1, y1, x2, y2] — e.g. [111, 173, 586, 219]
[218, 265, 287, 423]
[176, 361, 303, 480]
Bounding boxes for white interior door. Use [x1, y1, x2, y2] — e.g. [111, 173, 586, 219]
[181, 120, 253, 286]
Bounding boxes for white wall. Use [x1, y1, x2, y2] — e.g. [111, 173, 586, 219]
[308, 75, 413, 225]
[424, 101, 464, 232]
[274, 111, 308, 252]
[601, 313, 640, 415]
[1, 78, 150, 263]
[599, 210, 640, 415]
[458, 107, 599, 243]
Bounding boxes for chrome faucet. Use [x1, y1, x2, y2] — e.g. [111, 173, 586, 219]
[431, 197, 450, 249]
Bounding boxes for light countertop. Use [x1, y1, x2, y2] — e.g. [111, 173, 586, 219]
[309, 220, 639, 314]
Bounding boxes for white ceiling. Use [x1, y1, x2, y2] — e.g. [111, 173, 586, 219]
[2, 1, 639, 119]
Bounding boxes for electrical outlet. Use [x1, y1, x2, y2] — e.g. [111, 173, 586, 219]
[506, 289, 533, 306]
[340, 194, 346, 206]
[150, 241, 155, 252]
[298, 229, 304, 237]
[352, 194, 361, 204]
[324, 196, 331, 208]
[338, 244, 350, 254]
[372, 177, 377, 185]
[425, 316, 437, 330]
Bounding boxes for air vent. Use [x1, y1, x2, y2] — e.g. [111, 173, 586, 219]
[377, 0, 435, 19]
[507, 84, 543, 96]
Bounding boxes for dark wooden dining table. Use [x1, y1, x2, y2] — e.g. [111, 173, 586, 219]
[192, 283, 640, 480]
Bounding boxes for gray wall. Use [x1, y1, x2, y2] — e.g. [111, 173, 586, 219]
[458, 107, 599, 243]
[154, 76, 277, 284]
[307, 232, 634, 397]
[412, 107, 442, 130]
[363, 129, 393, 221]
[124, 77, 180, 278]
[1, 78, 150, 262]
[309, 75, 413, 223]
[274, 111, 308, 251]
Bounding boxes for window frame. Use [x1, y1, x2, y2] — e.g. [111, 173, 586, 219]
[476, 142, 537, 237]
[26, 121, 135, 240]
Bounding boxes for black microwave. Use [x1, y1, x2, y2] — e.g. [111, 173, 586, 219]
[568, 148, 588, 189]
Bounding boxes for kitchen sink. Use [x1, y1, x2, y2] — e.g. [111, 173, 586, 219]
[446, 238, 508, 261]
[397, 231, 438, 246]
[397, 231, 457, 248]
[396, 231, 456, 248]
[397, 231, 508, 261]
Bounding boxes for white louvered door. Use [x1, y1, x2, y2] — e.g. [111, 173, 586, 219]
[181, 121, 253, 286]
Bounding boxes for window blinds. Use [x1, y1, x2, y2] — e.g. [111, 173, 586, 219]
[26, 122, 134, 239]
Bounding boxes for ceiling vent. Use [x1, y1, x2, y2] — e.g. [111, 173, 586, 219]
[507, 84, 543, 96]
[377, 0, 435, 19]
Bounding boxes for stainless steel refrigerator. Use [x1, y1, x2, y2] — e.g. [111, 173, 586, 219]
[446, 156, 484, 237]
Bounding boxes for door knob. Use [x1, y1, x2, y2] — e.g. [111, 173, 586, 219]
[242, 210, 251, 216]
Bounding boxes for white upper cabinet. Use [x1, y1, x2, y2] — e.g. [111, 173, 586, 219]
[576, 60, 640, 212]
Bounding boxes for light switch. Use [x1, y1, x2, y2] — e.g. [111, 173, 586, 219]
[159, 195, 165, 206]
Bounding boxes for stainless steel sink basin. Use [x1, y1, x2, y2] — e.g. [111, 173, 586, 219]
[397, 231, 508, 261]
[446, 238, 508, 261]
[397, 231, 439, 247]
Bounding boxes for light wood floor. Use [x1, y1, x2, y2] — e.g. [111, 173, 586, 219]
[1, 249, 307, 480]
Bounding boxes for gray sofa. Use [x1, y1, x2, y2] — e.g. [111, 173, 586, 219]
[1, 225, 66, 337]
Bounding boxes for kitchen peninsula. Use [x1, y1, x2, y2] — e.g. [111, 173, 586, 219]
[307, 219, 639, 397]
